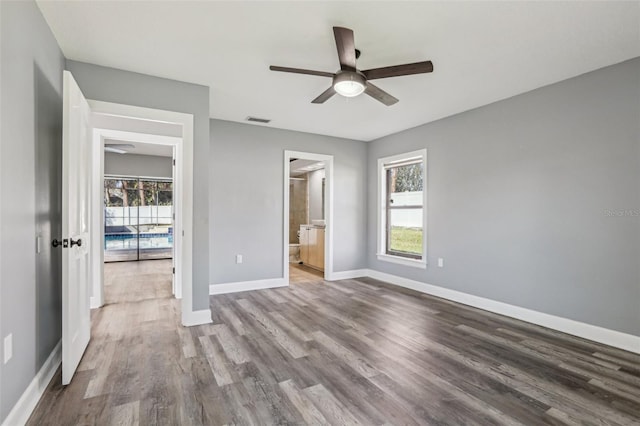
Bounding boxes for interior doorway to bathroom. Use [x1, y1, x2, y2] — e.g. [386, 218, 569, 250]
[283, 151, 334, 285]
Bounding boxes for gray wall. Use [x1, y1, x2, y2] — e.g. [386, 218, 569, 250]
[104, 152, 173, 179]
[210, 120, 367, 284]
[66, 60, 210, 311]
[0, 1, 65, 421]
[367, 58, 640, 336]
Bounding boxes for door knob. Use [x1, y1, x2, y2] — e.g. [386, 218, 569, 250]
[52, 238, 63, 248]
[70, 238, 82, 248]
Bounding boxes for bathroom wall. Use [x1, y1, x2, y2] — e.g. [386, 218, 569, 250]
[289, 178, 307, 244]
[308, 169, 325, 221]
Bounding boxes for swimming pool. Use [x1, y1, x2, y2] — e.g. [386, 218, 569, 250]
[105, 233, 173, 250]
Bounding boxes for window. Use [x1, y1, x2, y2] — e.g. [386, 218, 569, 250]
[377, 149, 427, 268]
[104, 177, 173, 262]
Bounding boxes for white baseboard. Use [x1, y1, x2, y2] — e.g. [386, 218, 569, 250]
[182, 309, 213, 327]
[210, 278, 288, 295]
[89, 296, 101, 310]
[326, 269, 368, 281]
[364, 269, 640, 355]
[2, 341, 61, 426]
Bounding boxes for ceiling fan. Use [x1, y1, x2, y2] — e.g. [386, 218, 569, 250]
[270, 26, 433, 106]
[104, 143, 135, 154]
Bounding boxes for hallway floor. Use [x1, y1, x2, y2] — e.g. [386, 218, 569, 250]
[103, 259, 173, 304]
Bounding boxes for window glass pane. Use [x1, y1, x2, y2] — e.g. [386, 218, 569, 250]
[388, 163, 423, 193]
[388, 208, 423, 257]
[387, 163, 423, 207]
[158, 190, 172, 206]
[157, 181, 172, 191]
[389, 189, 423, 207]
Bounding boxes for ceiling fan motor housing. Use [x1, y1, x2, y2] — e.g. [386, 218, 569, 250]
[333, 71, 367, 97]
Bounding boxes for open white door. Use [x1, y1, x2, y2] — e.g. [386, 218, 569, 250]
[61, 71, 91, 385]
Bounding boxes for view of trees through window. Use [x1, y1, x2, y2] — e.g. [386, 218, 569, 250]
[104, 179, 172, 207]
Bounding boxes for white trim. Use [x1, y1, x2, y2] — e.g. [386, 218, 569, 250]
[89, 296, 100, 310]
[376, 254, 426, 269]
[210, 278, 288, 295]
[377, 149, 428, 265]
[87, 100, 210, 326]
[326, 269, 368, 281]
[2, 341, 61, 426]
[181, 309, 213, 327]
[89, 129, 105, 309]
[363, 269, 640, 354]
[283, 151, 334, 285]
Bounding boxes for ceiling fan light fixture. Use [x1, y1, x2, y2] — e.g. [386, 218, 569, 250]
[333, 71, 366, 98]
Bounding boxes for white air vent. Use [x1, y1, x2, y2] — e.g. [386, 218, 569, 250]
[246, 116, 271, 124]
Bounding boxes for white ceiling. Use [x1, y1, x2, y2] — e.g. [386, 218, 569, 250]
[104, 139, 174, 157]
[290, 159, 325, 177]
[38, 1, 640, 141]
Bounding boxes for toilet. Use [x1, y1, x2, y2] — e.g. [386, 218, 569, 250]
[289, 243, 300, 263]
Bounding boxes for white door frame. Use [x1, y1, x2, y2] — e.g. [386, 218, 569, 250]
[283, 150, 334, 283]
[88, 100, 199, 326]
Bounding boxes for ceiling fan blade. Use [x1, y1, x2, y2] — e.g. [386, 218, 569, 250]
[270, 66, 334, 78]
[362, 61, 434, 80]
[333, 27, 356, 71]
[364, 83, 399, 106]
[311, 87, 336, 104]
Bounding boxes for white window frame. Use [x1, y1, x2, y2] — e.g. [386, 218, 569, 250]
[377, 149, 427, 268]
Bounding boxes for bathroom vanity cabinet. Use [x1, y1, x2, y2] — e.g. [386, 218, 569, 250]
[299, 225, 325, 271]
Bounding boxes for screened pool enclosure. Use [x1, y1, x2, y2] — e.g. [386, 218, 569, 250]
[104, 177, 173, 262]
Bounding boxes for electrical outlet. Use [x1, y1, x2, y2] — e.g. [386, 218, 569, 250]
[438, 258, 444, 268]
[236, 254, 243, 264]
[4, 333, 12, 364]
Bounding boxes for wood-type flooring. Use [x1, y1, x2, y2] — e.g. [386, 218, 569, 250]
[28, 261, 640, 425]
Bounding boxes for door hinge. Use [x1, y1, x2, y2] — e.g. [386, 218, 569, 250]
[173, 159, 176, 166]
[172, 267, 175, 274]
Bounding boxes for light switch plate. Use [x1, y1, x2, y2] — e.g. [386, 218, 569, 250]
[438, 258, 444, 268]
[236, 254, 243, 264]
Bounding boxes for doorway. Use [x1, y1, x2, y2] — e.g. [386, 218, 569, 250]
[87, 100, 199, 327]
[283, 151, 334, 285]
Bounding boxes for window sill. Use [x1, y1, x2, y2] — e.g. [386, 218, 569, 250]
[377, 254, 427, 269]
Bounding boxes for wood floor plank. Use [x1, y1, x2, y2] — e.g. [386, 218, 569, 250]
[279, 379, 330, 425]
[198, 335, 236, 386]
[107, 401, 140, 426]
[236, 298, 308, 359]
[303, 383, 364, 426]
[311, 330, 378, 378]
